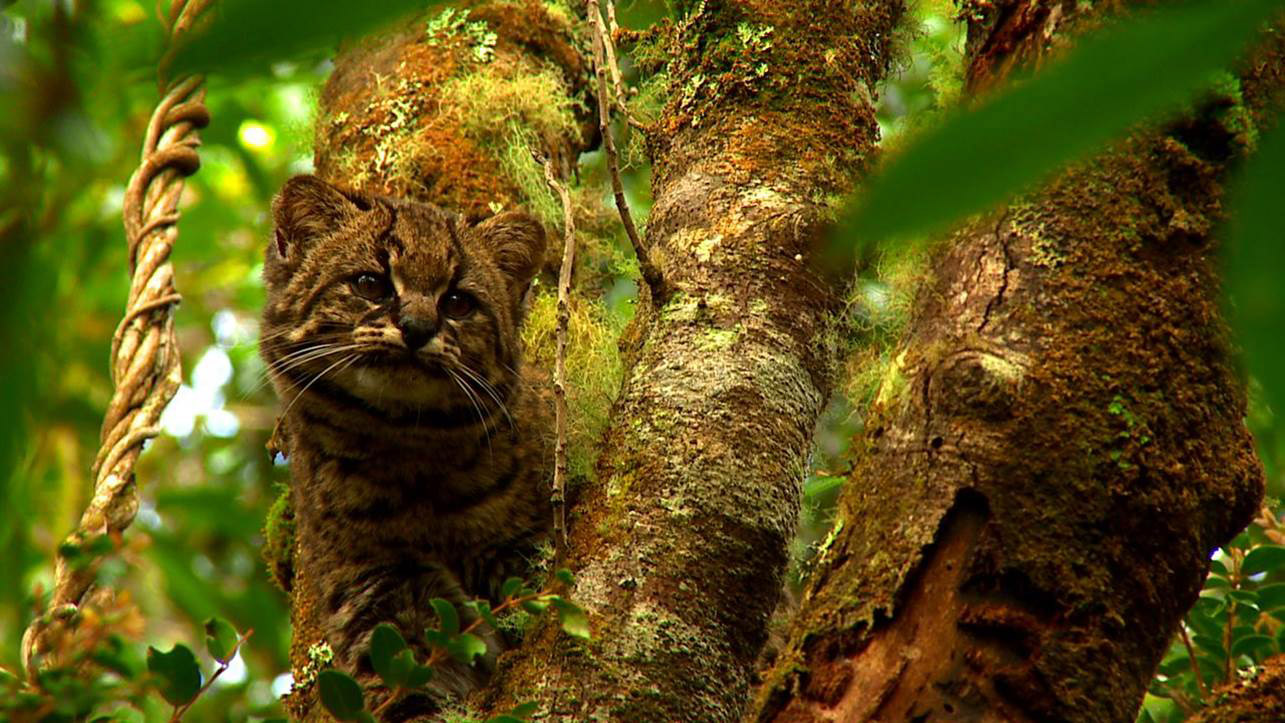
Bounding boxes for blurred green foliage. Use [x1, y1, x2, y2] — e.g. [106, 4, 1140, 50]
[0, 0, 324, 717]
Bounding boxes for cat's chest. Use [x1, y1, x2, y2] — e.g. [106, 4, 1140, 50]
[301, 446, 532, 547]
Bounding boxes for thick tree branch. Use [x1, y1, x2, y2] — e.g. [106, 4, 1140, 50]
[752, 3, 1275, 721]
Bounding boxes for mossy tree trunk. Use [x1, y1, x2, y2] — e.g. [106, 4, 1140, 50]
[750, 3, 1276, 721]
[479, 2, 906, 719]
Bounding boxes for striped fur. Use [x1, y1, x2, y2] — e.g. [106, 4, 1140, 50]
[261, 175, 552, 712]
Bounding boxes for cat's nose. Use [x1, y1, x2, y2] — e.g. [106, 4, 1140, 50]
[397, 315, 438, 350]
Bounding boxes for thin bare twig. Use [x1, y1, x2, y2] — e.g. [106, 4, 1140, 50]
[587, 0, 667, 301]
[600, 0, 647, 132]
[21, 0, 209, 677]
[543, 158, 575, 555]
[1179, 625, 1209, 702]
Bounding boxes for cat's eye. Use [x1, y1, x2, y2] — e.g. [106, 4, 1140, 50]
[441, 291, 476, 319]
[352, 273, 390, 301]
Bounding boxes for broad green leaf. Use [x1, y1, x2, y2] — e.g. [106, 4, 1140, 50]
[1230, 633, 1275, 660]
[551, 598, 591, 640]
[1209, 557, 1229, 576]
[843, 0, 1285, 246]
[1256, 583, 1285, 611]
[369, 623, 409, 688]
[554, 568, 575, 586]
[1242, 545, 1285, 576]
[1191, 633, 1226, 660]
[317, 670, 365, 721]
[446, 632, 489, 665]
[430, 598, 460, 635]
[146, 644, 202, 706]
[169, 0, 442, 79]
[1228, 589, 1260, 608]
[1225, 121, 1285, 446]
[203, 617, 238, 664]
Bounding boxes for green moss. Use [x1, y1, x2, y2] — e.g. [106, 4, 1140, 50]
[438, 61, 584, 223]
[262, 482, 295, 592]
[522, 290, 625, 483]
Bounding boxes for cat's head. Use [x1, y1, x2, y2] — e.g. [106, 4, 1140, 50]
[260, 175, 545, 415]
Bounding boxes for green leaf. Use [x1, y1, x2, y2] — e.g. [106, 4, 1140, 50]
[551, 598, 591, 640]
[1230, 633, 1275, 660]
[169, 0, 442, 79]
[508, 702, 539, 718]
[1242, 545, 1285, 576]
[1191, 633, 1226, 660]
[424, 628, 450, 649]
[1203, 575, 1231, 589]
[467, 600, 500, 630]
[1209, 557, 1229, 576]
[147, 644, 203, 706]
[430, 598, 461, 635]
[369, 623, 409, 688]
[1225, 121, 1285, 451]
[521, 598, 550, 615]
[404, 663, 434, 689]
[1256, 583, 1285, 611]
[388, 649, 416, 688]
[446, 632, 489, 665]
[317, 670, 366, 721]
[842, 0, 1284, 246]
[554, 568, 575, 586]
[500, 577, 524, 599]
[203, 617, 239, 664]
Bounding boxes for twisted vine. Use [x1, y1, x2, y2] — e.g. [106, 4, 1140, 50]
[21, 0, 211, 676]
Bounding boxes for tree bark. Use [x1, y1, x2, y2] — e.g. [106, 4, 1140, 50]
[751, 3, 1272, 721]
[479, 2, 906, 720]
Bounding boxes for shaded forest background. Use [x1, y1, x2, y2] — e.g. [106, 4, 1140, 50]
[1, 1, 1283, 721]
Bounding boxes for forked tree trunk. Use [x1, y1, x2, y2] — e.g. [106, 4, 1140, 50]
[480, 2, 906, 719]
[750, 3, 1278, 721]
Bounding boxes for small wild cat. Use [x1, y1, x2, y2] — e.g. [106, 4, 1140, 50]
[260, 175, 552, 714]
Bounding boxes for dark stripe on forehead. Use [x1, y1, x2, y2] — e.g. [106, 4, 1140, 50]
[383, 201, 405, 254]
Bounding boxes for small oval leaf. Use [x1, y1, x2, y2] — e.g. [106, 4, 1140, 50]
[203, 617, 238, 664]
[317, 669, 365, 720]
[369, 623, 408, 688]
[147, 644, 203, 706]
[430, 599, 461, 635]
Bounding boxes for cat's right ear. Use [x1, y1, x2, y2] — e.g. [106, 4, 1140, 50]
[271, 175, 364, 262]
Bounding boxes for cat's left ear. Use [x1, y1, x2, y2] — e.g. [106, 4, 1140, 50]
[473, 211, 547, 289]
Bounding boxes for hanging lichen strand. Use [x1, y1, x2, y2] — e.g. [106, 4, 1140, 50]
[21, 0, 211, 676]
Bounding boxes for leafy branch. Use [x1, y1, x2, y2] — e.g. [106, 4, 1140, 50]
[317, 569, 589, 722]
